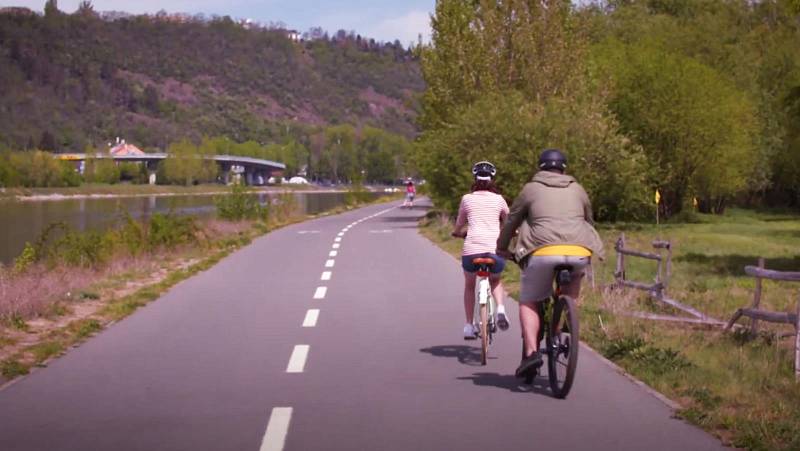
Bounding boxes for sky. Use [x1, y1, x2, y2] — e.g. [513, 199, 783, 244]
[0, 0, 435, 45]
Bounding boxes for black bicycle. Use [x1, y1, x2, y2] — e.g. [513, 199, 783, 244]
[522, 265, 580, 399]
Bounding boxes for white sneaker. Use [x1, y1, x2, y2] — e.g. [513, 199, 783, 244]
[463, 323, 477, 340]
[496, 305, 510, 331]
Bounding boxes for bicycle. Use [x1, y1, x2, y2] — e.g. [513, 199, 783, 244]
[472, 257, 497, 366]
[520, 263, 581, 399]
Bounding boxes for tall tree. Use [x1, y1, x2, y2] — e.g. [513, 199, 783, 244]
[417, 0, 650, 219]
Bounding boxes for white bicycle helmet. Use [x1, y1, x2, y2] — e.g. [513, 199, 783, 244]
[472, 161, 496, 181]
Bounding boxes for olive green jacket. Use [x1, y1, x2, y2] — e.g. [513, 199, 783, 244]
[497, 171, 605, 261]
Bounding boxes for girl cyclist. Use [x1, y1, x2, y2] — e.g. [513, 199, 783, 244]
[403, 180, 416, 208]
[452, 161, 510, 339]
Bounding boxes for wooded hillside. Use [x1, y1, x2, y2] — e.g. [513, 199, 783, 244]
[0, 3, 424, 153]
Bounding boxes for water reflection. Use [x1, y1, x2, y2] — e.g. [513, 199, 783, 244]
[0, 191, 373, 263]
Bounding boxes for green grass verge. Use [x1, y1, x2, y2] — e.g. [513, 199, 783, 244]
[419, 208, 800, 451]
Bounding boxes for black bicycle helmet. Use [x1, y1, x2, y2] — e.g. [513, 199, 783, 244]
[538, 149, 567, 172]
[472, 161, 497, 181]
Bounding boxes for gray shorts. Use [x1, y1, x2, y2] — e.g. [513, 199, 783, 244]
[519, 255, 590, 303]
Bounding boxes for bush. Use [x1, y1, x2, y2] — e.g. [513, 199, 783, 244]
[0, 151, 79, 187]
[344, 183, 373, 206]
[147, 213, 198, 248]
[215, 185, 267, 221]
[52, 230, 113, 268]
[84, 158, 121, 184]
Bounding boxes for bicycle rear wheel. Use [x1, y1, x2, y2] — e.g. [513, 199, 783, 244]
[479, 303, 489, 365]
[546, 295, 579, 398]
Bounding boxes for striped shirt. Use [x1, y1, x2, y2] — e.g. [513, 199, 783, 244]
[455, 191, 509, 256]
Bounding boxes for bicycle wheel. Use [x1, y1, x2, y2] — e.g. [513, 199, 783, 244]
[479, 302, 489, 365]
[546, 295, 579, 399]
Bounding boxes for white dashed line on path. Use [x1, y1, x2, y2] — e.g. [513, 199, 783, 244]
[302, 309, 320, 327]
[332, 243, 340, 249]
[313, 286, 327, 299]
[329, 250, 338, 257]
[321, 271, 332, 281]
[335, 237, 342, 242]
[325, 259, 335, 268]
[260, 407, 293, 451]
[286, 345, 310, 373]
[337, 232, 344, 237]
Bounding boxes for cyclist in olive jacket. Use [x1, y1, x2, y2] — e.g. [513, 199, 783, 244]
[496, 149, 604, 378]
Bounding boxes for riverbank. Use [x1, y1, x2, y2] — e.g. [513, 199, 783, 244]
[0, 183, 331, 202]
[0, 192, 400, 387]
[418, 208, 800, 450]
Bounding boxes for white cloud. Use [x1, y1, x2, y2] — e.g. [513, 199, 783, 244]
[363, 10, 431, 45]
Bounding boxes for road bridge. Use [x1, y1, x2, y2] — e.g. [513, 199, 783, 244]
[56, 153, 286, 185]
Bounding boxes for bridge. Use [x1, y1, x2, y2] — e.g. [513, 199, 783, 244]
[56, 153, 286, 185]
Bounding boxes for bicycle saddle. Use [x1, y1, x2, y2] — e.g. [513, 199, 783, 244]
[554, 264, 573, 286]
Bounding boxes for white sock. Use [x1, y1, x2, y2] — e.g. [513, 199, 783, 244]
[497, 305, 506, 315]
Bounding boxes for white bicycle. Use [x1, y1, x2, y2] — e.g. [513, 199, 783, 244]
[471, 257, 497, 365]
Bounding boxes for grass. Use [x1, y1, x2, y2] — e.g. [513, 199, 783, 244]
[419, 207, 800, 451]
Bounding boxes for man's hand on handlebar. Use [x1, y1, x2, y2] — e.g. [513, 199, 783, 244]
[451, 230, 467, 239]
[496, 249, 513, 260]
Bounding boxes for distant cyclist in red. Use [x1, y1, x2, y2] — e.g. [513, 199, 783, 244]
[403, 180, 416, 208]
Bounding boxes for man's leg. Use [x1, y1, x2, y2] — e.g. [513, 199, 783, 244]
[519, 301, 541, 356]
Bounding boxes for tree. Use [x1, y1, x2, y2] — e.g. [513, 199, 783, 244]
[44, 0, 60, 18]
[39, 131, 56, 151]
[417, 0, 650, 220]
[143, 85, 160, 114]
[594, 40, 758, 214]
[76, 1, 95, 17]
[322, 125, 356, 182]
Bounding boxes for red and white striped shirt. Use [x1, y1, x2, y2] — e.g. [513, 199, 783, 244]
[455, 191, 509, 256]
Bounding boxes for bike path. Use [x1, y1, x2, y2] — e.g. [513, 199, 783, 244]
[0, 199, 726, 450]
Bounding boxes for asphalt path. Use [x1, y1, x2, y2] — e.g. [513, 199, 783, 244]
[0, 199, 726, 450]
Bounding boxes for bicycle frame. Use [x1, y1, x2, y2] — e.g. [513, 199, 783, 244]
[474, 263, 496, 365]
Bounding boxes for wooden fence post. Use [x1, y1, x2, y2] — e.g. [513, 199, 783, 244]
[751, 257, 765, 334]
[665, 242, 672, 289]
[795, 298, 799, 382]
[615, 233, 625, 287]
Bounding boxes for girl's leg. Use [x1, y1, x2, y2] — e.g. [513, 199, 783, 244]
[463, 271, 477, 323]
[489, 275, 504, 308]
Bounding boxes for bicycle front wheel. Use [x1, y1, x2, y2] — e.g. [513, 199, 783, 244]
[479, 303, 489, 365]
[547, 295, 579, 399]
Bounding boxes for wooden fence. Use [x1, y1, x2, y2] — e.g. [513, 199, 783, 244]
[724, 262, 800, 381]
[614, 234, 712, 322]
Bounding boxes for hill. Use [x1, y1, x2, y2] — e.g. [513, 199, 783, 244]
[0, 5, 424, 152]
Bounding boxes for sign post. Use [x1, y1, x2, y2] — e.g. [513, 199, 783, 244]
[655, 189, 661, 225]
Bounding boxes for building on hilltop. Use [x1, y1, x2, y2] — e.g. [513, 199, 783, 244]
[108, 138, 145, 156]
[0, 7, 38, 16]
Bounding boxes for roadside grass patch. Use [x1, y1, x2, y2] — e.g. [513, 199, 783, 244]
[419, 208, 800, 450]
[29, 341, 64, 364]
[67, 319, 102, 339]
[1, 358, 28, 378]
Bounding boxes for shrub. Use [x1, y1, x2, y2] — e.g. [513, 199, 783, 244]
[215, 185, 267, 221]
[53, 230, 112, 268]
[147, 213, 198, 248]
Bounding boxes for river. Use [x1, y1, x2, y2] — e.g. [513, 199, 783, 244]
[0, 191, 376, 264]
